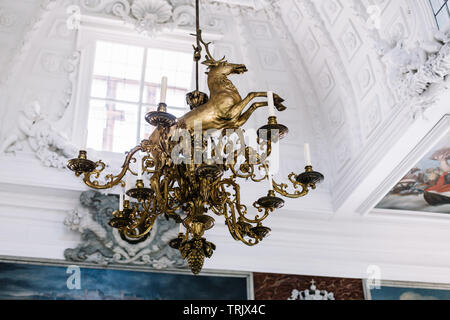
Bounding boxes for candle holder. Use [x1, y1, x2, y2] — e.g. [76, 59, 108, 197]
[145, 102, 177, 128]
[169, 232, 185, 250]
[67, 150, 97, 175]
[183, 214, 215, 234]
[256, 190, 285, 209]
[250, 224, 272, 241]
[257, 116, 289, 142]
[126, 180, 154, 200]
[195, 163, 224, 181]
[296, 166, 324, 188]
[109, 200, 133, 229]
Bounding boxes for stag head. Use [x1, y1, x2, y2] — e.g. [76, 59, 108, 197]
[200, 37, 248, 75]
[202, 59, 248, 76]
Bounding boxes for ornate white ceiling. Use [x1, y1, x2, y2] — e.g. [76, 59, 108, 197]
[0, 0, 449, 282]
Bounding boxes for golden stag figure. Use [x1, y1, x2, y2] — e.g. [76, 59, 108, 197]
[146, 44, 287, 154]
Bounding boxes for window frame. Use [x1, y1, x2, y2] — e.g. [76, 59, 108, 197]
[71, 22, 217, 160]
[429, 0, 450, 29]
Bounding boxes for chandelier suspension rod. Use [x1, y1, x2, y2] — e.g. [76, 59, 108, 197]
[194, 0, 201, 91]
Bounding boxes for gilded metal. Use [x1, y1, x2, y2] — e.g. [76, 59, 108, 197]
[256, 190, 285, 210]
[145, 103, 177, 127]
[296, 166, 325, 189]
[66, 0, 324, 275]
[186, 90, 209, 110]
[126, 179, 154, 200]
[195, 164, 223, 180]
[67, 150, 97, 176]
[257, 116, 289, 142]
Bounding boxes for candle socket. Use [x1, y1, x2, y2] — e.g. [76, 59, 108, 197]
[78, 150, 87, 160]
[67, 150, 96, 175]
[268, 116, 278, 125]
[145, 103, 176, 128]
[296, 167, 324, 187]
[157, 102, 167, 113]
[123, 200, 131, 210]
[126, 180, 154, 200]
[135, 179, 144, 189]
[256, 189, 285, 209]
[257, 117, 289, 142]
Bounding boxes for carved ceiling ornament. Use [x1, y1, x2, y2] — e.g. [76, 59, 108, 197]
[64, 191, 187, 269]
[0, 7, 18, 29]
[376, 27, 450, 118]
[77, 0, 279, 35]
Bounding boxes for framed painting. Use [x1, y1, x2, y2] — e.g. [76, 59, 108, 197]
[0, 256, 253, 300]
[364, 280, 450, 300]
[375, 129, 450, 214]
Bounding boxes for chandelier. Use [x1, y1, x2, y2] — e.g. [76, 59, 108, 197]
[67, 0, 324, 275]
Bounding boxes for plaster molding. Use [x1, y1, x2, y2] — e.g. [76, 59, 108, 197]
[0, 0, 59, 87]
[0, 101, 77, 169]
[376, 29, 450, 118]
[64, 191, 186, 269]
[76, 0, 278, 35]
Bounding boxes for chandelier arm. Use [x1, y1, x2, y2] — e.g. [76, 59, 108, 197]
[227, 145, 271, 183]
[150, 172, 165, 206]
[224, 198, 259, 246]
[126, 206, 150, 231]
[123, 214, 158, 239]
[229, 160, 270, 183]
[161, 173, 183, 216]
[82, 145, 142, 189]
[272, 173, 309, 199]
[217, 178, 269, 225]
[142, 154, 157, 175]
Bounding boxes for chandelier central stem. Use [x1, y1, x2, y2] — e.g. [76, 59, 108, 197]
[194, 0, 201, 91]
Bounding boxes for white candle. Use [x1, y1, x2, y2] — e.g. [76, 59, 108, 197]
[137, 153, 142, 180]
[304, 143, 312, 167]
[81, 129, 88, 150]
[179, 223, 184, 234]
[267, 161, 274, 191]
[268, 173, 274, 191]
[267, 91, 275, 117]
[160, 76, 168, 104]
[119, 189, 124, 211]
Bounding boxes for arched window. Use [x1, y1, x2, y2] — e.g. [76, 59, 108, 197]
[86, 41, 193, 153]
[430, 0, 450, 29]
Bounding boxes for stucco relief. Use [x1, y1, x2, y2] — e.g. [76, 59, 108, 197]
[64, 191, 186, 269]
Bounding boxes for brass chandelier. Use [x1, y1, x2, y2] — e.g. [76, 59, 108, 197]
[67, 0, 324, 275]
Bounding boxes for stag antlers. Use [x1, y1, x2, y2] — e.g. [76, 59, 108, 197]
[195, 30, 227, 67]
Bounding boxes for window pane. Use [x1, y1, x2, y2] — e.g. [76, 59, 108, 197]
[87, 99, 139, 153]
[430, 0, 445, 12]
[86, 41, 195, 153]
[430, 0, 450, 29]
[143, 48, 193, 108]
[91, 41, 144, 102]
[436, 5, 450, 28]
